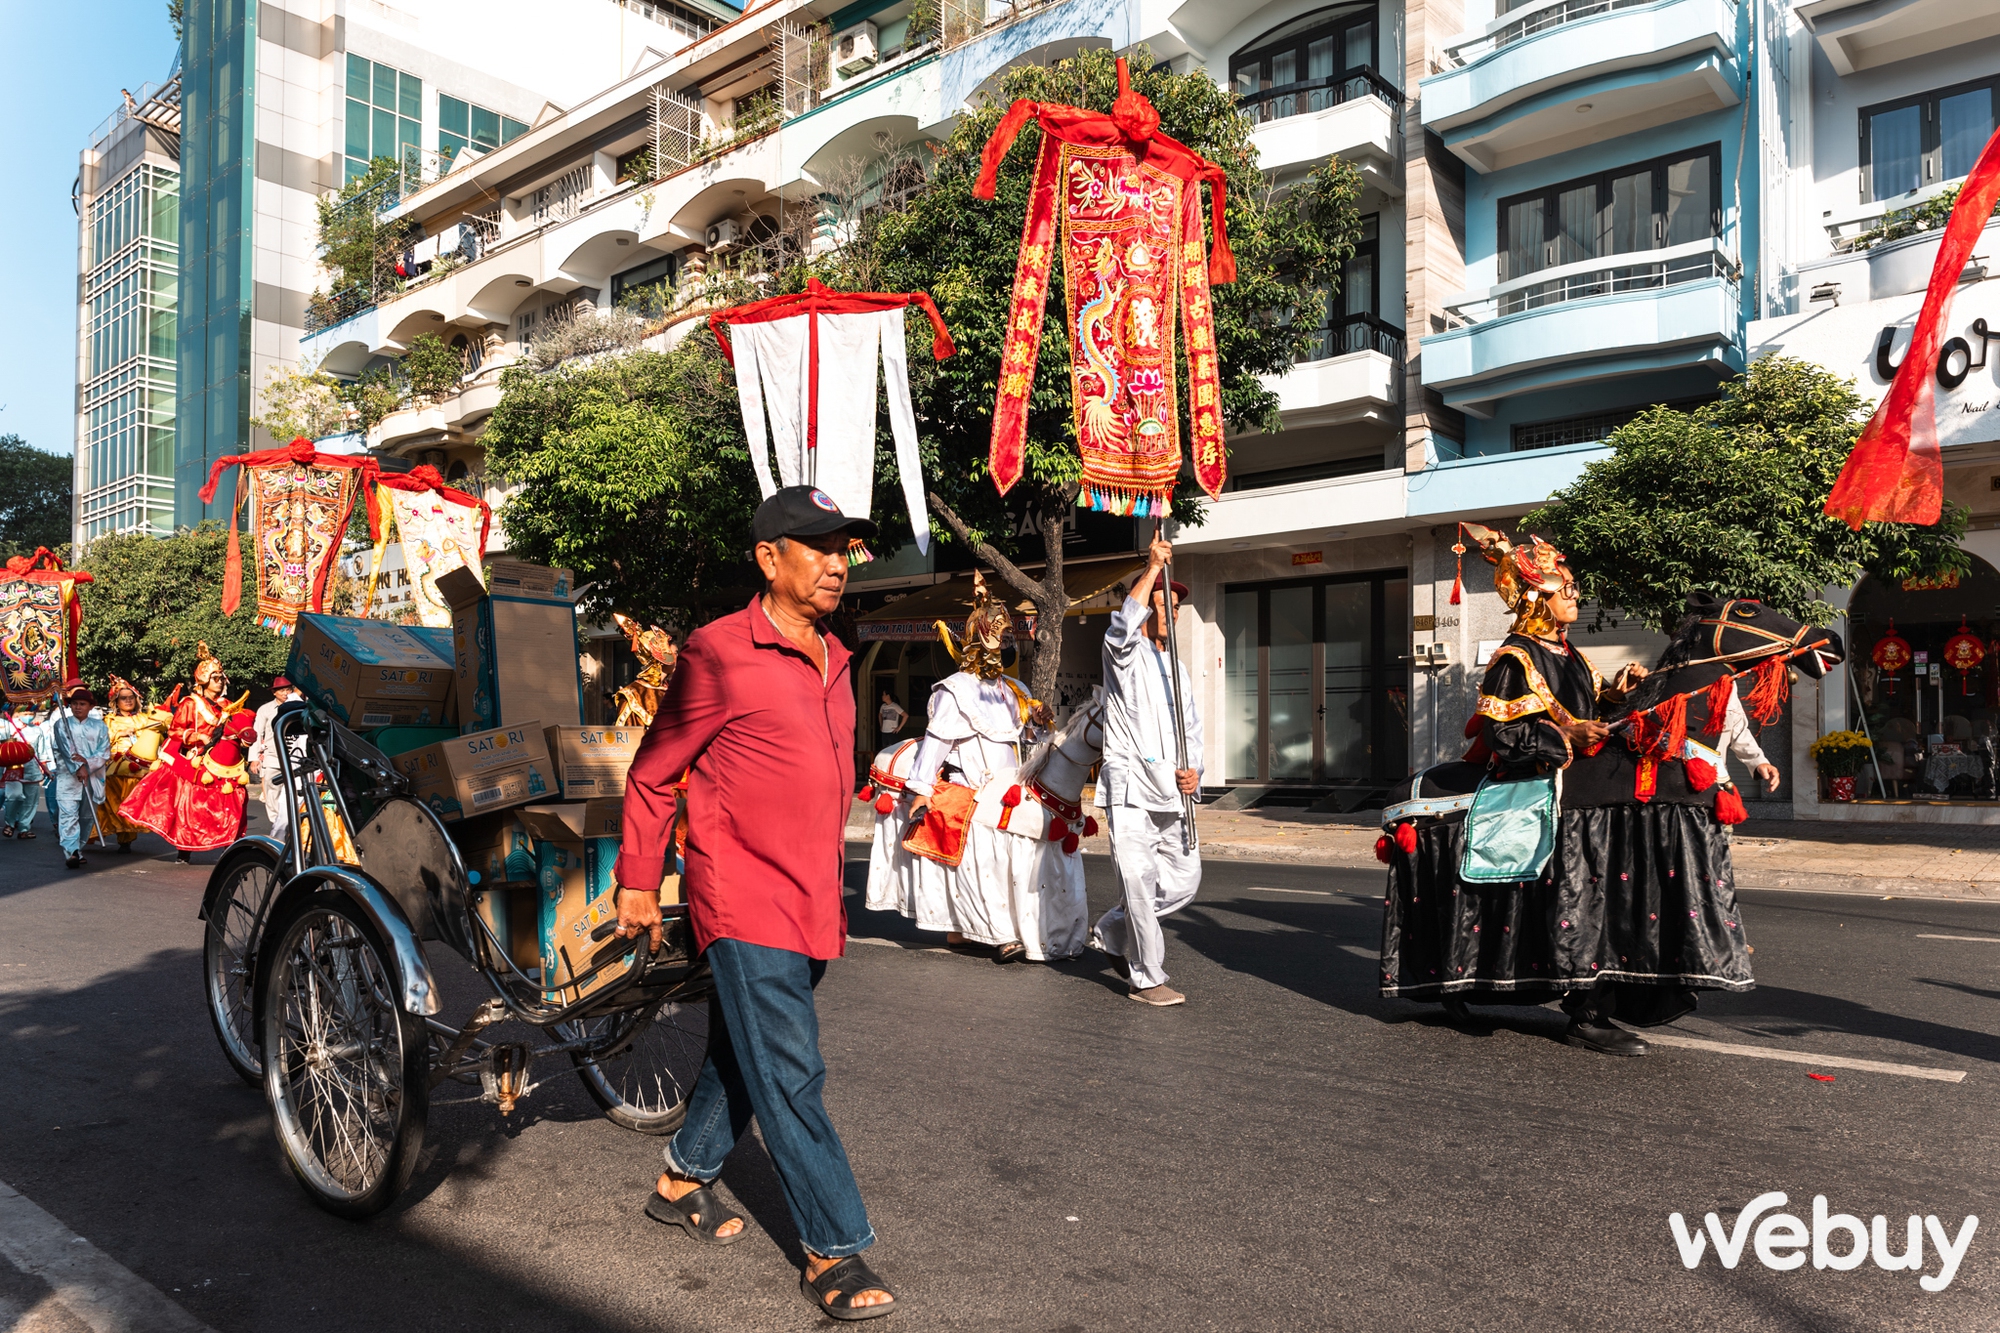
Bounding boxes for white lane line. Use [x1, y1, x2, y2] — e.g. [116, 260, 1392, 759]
[0, 1180, 215, 1332]
[1641, 1033, 1967, 1083]
[1916, 934, 2000, 942]
[1245, 886, 1334, 897]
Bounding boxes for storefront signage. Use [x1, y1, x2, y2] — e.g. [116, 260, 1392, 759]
[1901, 570, 1963, 591]
[1413, 614, 1436, 631]
[1292, 550, 1323, 566]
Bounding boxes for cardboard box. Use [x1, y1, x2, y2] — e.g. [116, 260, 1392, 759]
[516, 801, 631, 1002]
[438, 562, 583, 734]
[543, 724, 644, 799]
[407, 625, 460, 725]
[289, 614, 454, 728]
[389, 721, 556, 822]
[452, 810, 540, 886]
[473, 885, 541, 971]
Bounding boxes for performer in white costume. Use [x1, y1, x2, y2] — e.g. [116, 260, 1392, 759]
[859, 738, 953, 932]
[1091, 537, 1204, 1006]
[970, 695, 1104, 961]
[904, 575, 1048, 963]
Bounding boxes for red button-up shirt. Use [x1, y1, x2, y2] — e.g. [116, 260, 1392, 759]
[616, 598, 854, 959]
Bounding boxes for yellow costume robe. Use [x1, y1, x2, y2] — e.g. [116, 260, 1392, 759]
[99, 708, 167, 845]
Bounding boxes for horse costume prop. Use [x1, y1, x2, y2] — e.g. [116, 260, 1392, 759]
[1378, 592, 1843, 1022]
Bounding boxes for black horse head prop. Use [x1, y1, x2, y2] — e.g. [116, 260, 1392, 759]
[1625, 593, 1846, 718]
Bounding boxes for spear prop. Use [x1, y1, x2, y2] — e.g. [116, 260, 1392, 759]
[1156, 518, 1197, 854]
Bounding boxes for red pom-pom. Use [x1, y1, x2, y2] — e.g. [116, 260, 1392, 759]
[1683, 757, 1716, 791]
[1062, 833, 1080, 855]
[1715, 785, 1748, 825]
[1001, 784, 1022, 808]
[1395, 821, 1418, 854]
[1374, 835, 1392, 864]
[1082, 817, 1099, 838]
[858, 783, 875, 802]
[874, 794, 895, 816]
[1048, 817, 1069, 842]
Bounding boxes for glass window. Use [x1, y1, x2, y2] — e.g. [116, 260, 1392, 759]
[1942, 88, 1995, 183]
[345, 57, 436, 180]
[502, 117, 530, 141]
[1307, 37, 1334, 81]
[1223, 590, 1259, 781]
[440, 98, 523, 163]
[1602, 169, 1650, 255]
[1270, 50, 1296, 87]
[371, 62, 396, 110]
[397, 70, 422, 119]
[1236, 65, 1260, 96]
[472, 106, 501, 150]
[346, 52, 370, 100]
[1662, 155, 1712, 246]
[1230, 4, 1381, 123]
[1268, 586, 1314, 781]
[1504, 197, 1543, 281]
[1553, 184, 1595, 267]
[1499, 146, 1719, 280]
[439, 95, 469, 137]
[1870, 104, 1923, 200]
[345, 99, 370, 160]
[1344, 22, 1372, 73]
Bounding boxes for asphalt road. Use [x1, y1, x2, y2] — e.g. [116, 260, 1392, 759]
[2, 822, 1998, 1332]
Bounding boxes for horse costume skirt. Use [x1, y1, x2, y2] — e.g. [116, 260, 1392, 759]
[1380, 804, 1753, 1000]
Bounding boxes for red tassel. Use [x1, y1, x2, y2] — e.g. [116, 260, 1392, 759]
[858, 784, 875, 802]
[1701, 674, 1735, 736]
[1048, 817, 1069, 842]
[1448, 572, 1462, 606]
[1001, 784, 1023, 808]
[1063, 833, 1080, 855]
[1082, 817, 1099, 837]
[1715, 785, 1748, 825]
[874, 794, 896, 816]
[1684, 757, 1717, 792]
[1395, 822, 1418, 855]
[1741, 656, 1791, 725]
[1449, 527, 1466, 605]
[1375, 835, 1392, 864]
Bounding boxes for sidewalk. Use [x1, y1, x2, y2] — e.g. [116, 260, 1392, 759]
[847, 801, 2000, 903]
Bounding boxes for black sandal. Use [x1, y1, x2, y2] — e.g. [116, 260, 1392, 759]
[801, 1254, 898, 1321]
[644, 1184, 747, 1246]
[993, 941, 1027, 965]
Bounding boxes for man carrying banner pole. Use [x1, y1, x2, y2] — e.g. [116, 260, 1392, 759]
[1091, 533, 1203, 1006]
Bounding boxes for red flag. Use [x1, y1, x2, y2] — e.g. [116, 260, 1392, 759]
[1825, 126, 2000, 529]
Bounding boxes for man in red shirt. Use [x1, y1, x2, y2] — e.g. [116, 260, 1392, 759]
[614, 485, 896, 1321]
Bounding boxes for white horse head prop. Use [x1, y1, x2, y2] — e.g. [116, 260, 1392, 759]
[974, 696, 1106, 852]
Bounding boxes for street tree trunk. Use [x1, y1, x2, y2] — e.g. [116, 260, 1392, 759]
[926, 486, 1073, 704]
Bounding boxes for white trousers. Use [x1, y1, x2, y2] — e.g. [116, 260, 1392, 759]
[263, 783, 290, 847]
[1011, 837, 1088, 961]
[864, 804, 958, 935]
[1093, 804, 1201, 990]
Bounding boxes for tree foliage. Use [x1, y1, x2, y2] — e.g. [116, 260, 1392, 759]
[481, 338, 768, 625]
[73, 523, 292, 700]
[857, 44, 1363, 697]
[1522, 355, 1968, 631]
[310, 158, 413, 305]
[0, 435, 73, 560]
[251, 360, 354, 443]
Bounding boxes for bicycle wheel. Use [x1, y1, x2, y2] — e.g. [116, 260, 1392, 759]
[260, 891, 429, 1218]
[564, 994, 711, 1134]
[204, 854, 279, 1085]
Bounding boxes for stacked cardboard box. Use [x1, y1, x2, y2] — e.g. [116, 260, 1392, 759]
[543, 724, 646, 799]
[288, 615, 454, 728]
[391, 721, 557, 823]
[516, 801, 679, 1003]
[437, 561, 583, 734]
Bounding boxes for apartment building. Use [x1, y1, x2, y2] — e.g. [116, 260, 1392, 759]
[74, 72, 183, 549]
[172, 0, 742, 529]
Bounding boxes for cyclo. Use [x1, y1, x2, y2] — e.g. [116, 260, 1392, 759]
[199, 700, 710, 1217]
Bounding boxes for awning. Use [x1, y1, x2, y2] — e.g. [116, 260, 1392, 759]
[854, 557, 1146, 641]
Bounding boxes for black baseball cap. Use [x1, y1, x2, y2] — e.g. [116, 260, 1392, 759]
[751, 485, 877, 544]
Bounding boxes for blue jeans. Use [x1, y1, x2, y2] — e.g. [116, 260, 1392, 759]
[665, 937, 874, 1258]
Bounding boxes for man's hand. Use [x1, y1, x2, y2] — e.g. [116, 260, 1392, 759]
[1561, 719, 1613, 748]
[1175, 768, 1199, 796]
[1754, 762, 1780, 793]
[907, 794, 930, 820]
[614, 886, 664, 953]
[1612, 663, 1650, 691]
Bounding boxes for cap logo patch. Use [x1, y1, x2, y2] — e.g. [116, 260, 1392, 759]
[809, 489, 839, 512]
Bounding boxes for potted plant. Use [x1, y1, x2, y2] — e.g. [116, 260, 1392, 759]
[1810, 730, 1873, 802]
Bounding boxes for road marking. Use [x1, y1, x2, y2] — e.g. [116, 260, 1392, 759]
[1640, 1033, 1967, 1083]
[1916, 934, 2000, 942]
[1245, 886, 1334, 897]
[845, 936, 907, 948]
[0, 1179, 216, 1332]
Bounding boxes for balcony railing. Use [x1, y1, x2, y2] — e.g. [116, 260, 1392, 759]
[1239, 68, 1404, 124]
[1444, 238, 1737, 323]
[529, 163, 596, 227]
[305, 284, 374, 335]
[1440, 0, 1678, 67]
[1298, 312, 1406, 363]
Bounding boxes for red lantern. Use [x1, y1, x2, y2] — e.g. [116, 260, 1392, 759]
[1872, 619, 1912, 694]
[1944, 616, 1985, 695]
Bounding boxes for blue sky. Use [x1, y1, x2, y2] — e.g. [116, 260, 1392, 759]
[0, 0, 179, 458]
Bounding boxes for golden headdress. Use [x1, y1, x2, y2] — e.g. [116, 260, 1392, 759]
[935, 572, 1012, 682]
[192, 641, 226, 689]
[1461, 522, 1573, 637]
[105, 674, 141, 709]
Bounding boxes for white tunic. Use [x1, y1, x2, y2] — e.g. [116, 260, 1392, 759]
[906, 672, 1033, 947]
[1717, 691, 1771, 770]
[1097, 596, 1204, 811]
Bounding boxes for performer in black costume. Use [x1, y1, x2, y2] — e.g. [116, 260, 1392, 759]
[1377, 525, 1840, 1058]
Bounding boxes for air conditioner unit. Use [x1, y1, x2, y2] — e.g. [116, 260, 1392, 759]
[833, 22, 879, 76]
[706, 217, 741, 251]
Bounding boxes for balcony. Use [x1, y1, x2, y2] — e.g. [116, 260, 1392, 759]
[1406, 439, 1613, 520]
[1246, 69, 1403, 189]
[1423, 0, 1740, 172]
[1796, 0, 2000, 76]
[1175, 465, 1409, 553]
[1266, 315, 1405, 428]
[366, 358, 514, 454]
[1424, 239, 1741, 416]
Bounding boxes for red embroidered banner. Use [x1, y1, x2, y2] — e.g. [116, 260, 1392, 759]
[198, 438, 376, 630]
[0, 549, 92, 706]
[976, 59, 1235, 514]
[1825, 124, 2000, 528]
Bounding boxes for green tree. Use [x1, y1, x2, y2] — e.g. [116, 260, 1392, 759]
[402, 331, 467, 403]
[1522, 355, 1968, 631]
[74, 523, 292, 699]
[0, 435, 74, 560]
[307, 158, 414, 320]
[861, 44, 1362, 698]
[481, 338, 768, 624]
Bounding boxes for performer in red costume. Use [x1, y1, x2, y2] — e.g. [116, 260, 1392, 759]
[120, 643, 246, 862]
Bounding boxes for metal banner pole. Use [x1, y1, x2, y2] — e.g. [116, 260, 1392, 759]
[1156, 518, 1196, 853]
